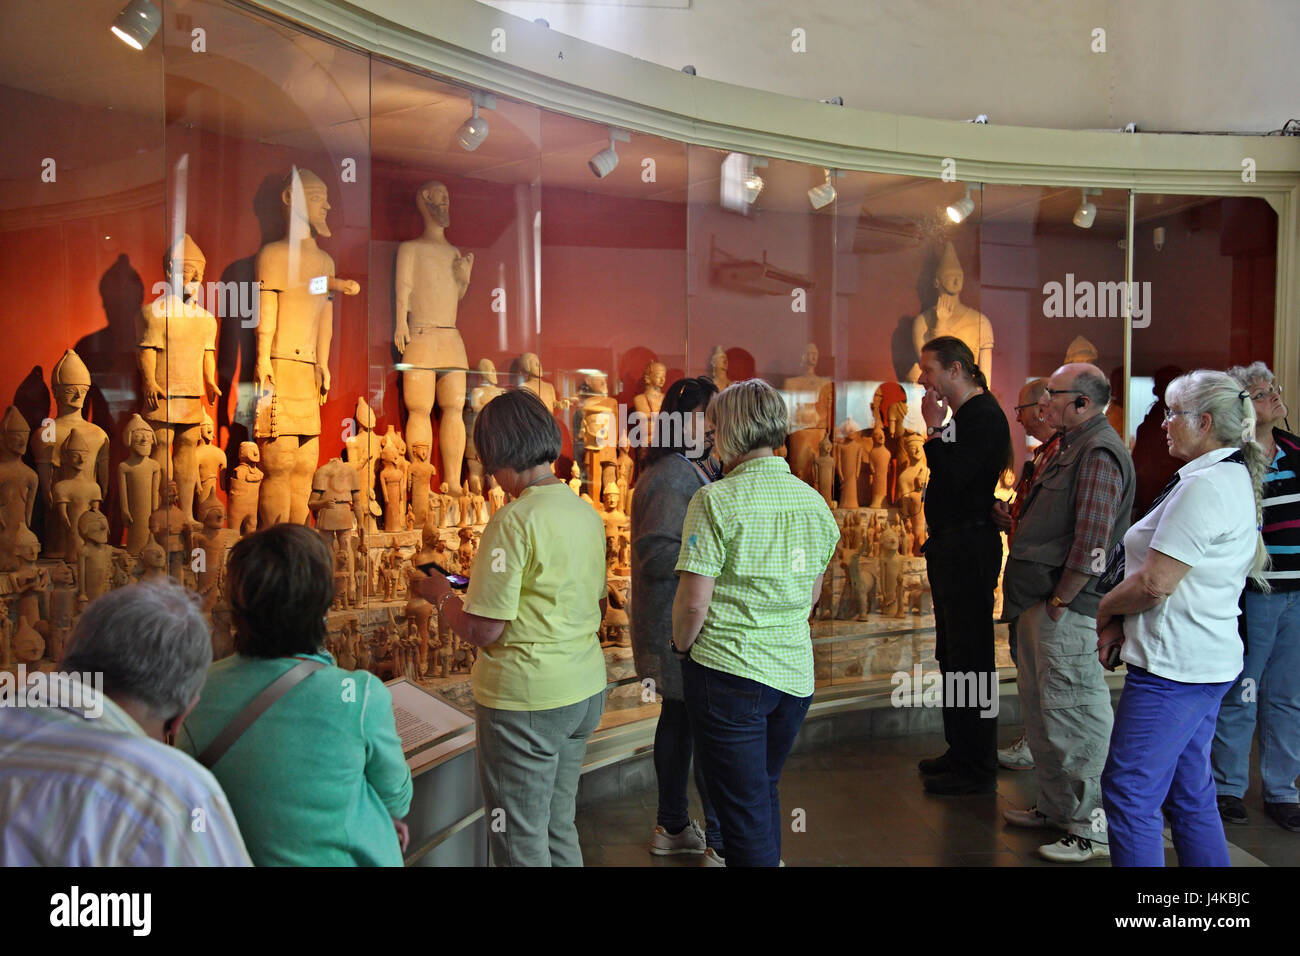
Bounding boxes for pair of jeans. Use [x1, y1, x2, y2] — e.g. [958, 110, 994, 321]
[1211, 589, 1300, 803]
[925, 526, 1002, 780]
[475, 691, 605, 866]
[1101, 665, 1234, 867]
[682, 656, 810, 867]
[654, 698, 723, 850]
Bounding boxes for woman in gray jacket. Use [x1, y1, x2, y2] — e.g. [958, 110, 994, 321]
[630, 375, 723, 861]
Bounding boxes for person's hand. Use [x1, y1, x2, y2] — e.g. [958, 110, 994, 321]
[921, 389, 947, 429]
[1097, 618, 1125, 670]
[393, 818, 410, 854]
[408, 568, 451, 605]
[1095, 611, 1115, 635]
[991, 499, 1012, 530]
[1045, 600, 1065, 623]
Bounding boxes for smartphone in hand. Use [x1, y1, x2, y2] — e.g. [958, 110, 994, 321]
[416, 562, 469, 591]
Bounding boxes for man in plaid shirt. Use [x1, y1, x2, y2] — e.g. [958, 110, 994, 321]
[999, 364, 1135, 863]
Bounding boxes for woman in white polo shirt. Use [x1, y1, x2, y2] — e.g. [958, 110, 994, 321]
[1096, 370, 1270, 867]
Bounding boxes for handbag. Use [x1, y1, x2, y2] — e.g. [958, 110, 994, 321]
[196, 659, 325, 769]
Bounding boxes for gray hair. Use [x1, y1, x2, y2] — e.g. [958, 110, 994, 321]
[1226, 361, 1274, 392]
[61, 580, 212, 718]
[708, 379, 789, 465]
[1165, 369, 1270, 590]
[1074, 365, 1112, 407]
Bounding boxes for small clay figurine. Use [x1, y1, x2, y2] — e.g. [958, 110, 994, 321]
[867, 427, 891, 509]
[814, 437, 835, 507]
[194, 412, 226, 517]
[568, 463, 582, 496]
[10, 527, 49, 626]
[12, 615, 45, 666]
[227, 442, 263, 535]
[148, 481, 189, 576]
[0, 408, 38, 570]
[138, 536, 168, 581]
[380, 551, 399, 602]
[53, 430, 103, 567]
[118, 414, 162, 556]
[632, 361, 667, 443]
[0, 600, 12, 668]
[438, 482, 459, 528]
[193, 496, 236, 613]
[75, 507, 112, 610]
[835, 430, 864, 511]
[407, 442, 435, 528]
[488, 476, 506, 516]
[379, 429, 408, 534]
[344, 397, 383, 532]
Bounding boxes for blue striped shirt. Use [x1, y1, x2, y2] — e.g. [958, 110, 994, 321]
[0, 679, 251, 866]
[1256, 428, 1300, 590]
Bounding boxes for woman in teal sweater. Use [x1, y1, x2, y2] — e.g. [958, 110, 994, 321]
[179, 524, 412, 866]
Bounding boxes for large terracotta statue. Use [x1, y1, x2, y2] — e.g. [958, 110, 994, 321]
[834, 430, 863, 511]
[394, 181, 473, 492]
[53, 431, 102, 567]
[783, 343, 833, 485]
[226, 442, 263, 535]
[118, 414, 162, 556]
[909, 242, 994, 384]
[138, 233, 220, 521]
[254, 167, 360, 526]
[464, 359, 504, 487]
[0, 408, 38, 570]
[706, 346, 731, 391]
[31, 349, 108, 557]
[632, 361, 667, 442]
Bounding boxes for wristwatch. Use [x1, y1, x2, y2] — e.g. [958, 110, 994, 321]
[1048, 595, 1068, 609]
[669, 638, 687, 658]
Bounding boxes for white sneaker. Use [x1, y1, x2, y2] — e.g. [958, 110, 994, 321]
[649, 820, 707, 856]
[702, 848, 726, 867]
[1003, 806, 1053, 829]
[997, 734, 1035, 770]
[1038, 834, 1110, 863]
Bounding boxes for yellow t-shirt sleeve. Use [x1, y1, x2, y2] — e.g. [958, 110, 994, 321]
[463, 510, 528, 621]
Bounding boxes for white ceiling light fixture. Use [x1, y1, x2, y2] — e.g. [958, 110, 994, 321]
[946, 184, 976, 223]
[808, 168, 838, 210]
[456, 90, 497, 152]
[1073, 187, 1101, 228]
[111, 0, 161, 51]
[743, 156, 767, 205]
[589, 128, 631, 179]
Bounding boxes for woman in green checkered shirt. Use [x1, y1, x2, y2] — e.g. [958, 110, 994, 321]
[672, 379, 840, 866]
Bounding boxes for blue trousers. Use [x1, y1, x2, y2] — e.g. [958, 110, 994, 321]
[1212, 589, 1300, 803]
[1101, 665, 1234, 867]
[682, 656, 810, 867]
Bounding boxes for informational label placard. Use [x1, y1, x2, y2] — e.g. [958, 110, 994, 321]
[385, 678, 473, 759]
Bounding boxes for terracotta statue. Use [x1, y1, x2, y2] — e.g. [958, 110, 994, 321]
[579, 373, 618, 504]
[909, 241, 994, 384]
[898, 433, 929, 555]
[118, 414, 162, 556]
[438, 482, 459, 528]
[813, 437, 835, 507]
[75, 507, 111, 610]
[867, 428, 891, 509]
[12, 615, 44, 667]
[254, 167, 360, 526]
[0, 408, 38, 570]
[517, 352, 557, 413]
[149, 481, 188, 576]
[10, 527, 49, 626]
[226, 442, 263, 535]
[835, 431, 863, 511]
[878, 522, 903, 616]
[344, 397, 382, 532]
[488, 476, 506, 516]
[464, 359, 504, 486]
[378, 429, 409, 534]
[407, 442, 435, 529]
[193, 496, 236, 613]
[394, 181, 473, 492]
[138, 233, 221, 521]
[194, 413, 226, 513]
[309, 458, 364, 591]
[706, 346, 731, 391]
[0, 602, 11, 669]
[138, 537, 167, 581]
[568, 463, 582, 496]
[31, 350, 108, 558]
[456, 527, 476, 574]
[405, 589, 434, 677]
[457, 479, 474, 529]
[837, 534, 874, 621]
[53, 431, 103, 567]
[784, 343, 833, 485]
[600, 485, 629, 574]
[632, 361, 667, 442]
[466, 475, 487, 526]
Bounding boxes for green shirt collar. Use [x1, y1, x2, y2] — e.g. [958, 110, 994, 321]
[727, 455, 790, 479]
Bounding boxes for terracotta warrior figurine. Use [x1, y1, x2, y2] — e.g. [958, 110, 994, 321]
[149, 480, 189, 576]
[835, 429, 864, 511]
[226, 442, 263, 535]
[909, 241, 994, 384]
[118, 414, 162, 556]
[0, 407, 38, 570]
[53, 430, 103, 568]
[783, 343, 833, 486]
[378, 429, 409, 534]
[10, 527, 49, 627]
[254, 167, 360, 527]
[464, 359, 504, 487]
[138, 233, 221, 521]
[309, 457, 364, 588]
[32, 350, 108, 559]
[814, 437, 835, 508]
[75, 507, 112, 610]
[194, 412, 226, 513]
[344, 397, 382, 532]
[866, 427, 891, 509]
[579, 373, 618, 504]
[632, 361, 667, 443]
[395, 181, 473, 492]
[193, 496, 236, 613]
[407, 442, 435, 529]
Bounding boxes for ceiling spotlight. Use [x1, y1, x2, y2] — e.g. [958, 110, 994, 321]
[946, 184, 975, 223]
[1073, 187, 1100, 228]
[808, 169, 837, 210]
[1123, 122, 1138, 133]
[111, 0, 161, 51]
[456, 90, 497, 152]
[819, 96, 844, 106]
[534, 18, 550, 28]
[681, 65, 697, 75]
[743, 157, 767, 205]
[589, 128, 631, 178]
[966, 114, 990, 124]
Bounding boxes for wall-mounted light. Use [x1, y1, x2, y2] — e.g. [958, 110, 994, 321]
[1073, 187, 1100, 228]
[456, 90, 497, 152]
[946, 184, 976, 223]
[111, 0, 161, 51]
[1153, 226, 1166, 251]
[589, 128, 631, 178]
[808, 168, 838, 210]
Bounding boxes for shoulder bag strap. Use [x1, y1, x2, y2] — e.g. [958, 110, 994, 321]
[197, 659, 326, 769]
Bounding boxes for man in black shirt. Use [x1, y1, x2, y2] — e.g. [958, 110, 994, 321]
[916, 336, 1012, 794]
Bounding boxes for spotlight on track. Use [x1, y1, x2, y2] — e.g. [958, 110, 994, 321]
[808, 168, 838, 210]
[456, 90, 497, 152]
[946, 184, 975, 223]
[111, 0, 161, 50]
[1073, 187, 1101, 229]
[589, 128, 631, 178]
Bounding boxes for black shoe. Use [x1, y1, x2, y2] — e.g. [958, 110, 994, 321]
[1263, 802, 1300, 832]
[1217, 794, 1248, 825]
[918, 752, 957, 776]
[923, 772, 996, 795]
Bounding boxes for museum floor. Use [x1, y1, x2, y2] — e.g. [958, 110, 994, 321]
[575, 725, 1299, 867]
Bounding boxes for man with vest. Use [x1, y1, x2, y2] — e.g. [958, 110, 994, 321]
[1000, 363, 1135, 862]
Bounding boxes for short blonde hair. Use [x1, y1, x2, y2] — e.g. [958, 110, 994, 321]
[707, 379, 789, 465]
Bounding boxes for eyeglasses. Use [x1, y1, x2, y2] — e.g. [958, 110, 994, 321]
[1249, 384, 1280, 402]
[1163, 407, 1197, 423]
[1013, 402, 1038, 413]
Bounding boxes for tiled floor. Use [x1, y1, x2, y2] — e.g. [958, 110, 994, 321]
[576, 725, 1300, 867]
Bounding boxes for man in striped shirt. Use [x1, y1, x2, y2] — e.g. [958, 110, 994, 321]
[0, 581, 250, 866]
[1213, 362, 1300, 833]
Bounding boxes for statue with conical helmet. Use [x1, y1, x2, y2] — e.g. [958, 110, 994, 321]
[909, 242, 995, 385]
[0, 406, 38, 569]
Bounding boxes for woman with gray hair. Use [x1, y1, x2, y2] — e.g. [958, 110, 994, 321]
[409, 388, 608, 867]
[1097, 369, 1270, 866]
[1211, 362, 1300, 832]
[672, 379, 840, 866]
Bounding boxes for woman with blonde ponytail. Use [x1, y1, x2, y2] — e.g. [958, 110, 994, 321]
[1212, 363, 1300, 834]
[1096, 369, 1266, 866]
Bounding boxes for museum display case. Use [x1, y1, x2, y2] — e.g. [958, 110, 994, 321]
[1, 0, 1294, 785]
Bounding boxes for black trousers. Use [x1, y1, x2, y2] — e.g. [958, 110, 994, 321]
[925, 526, 1002, 780]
